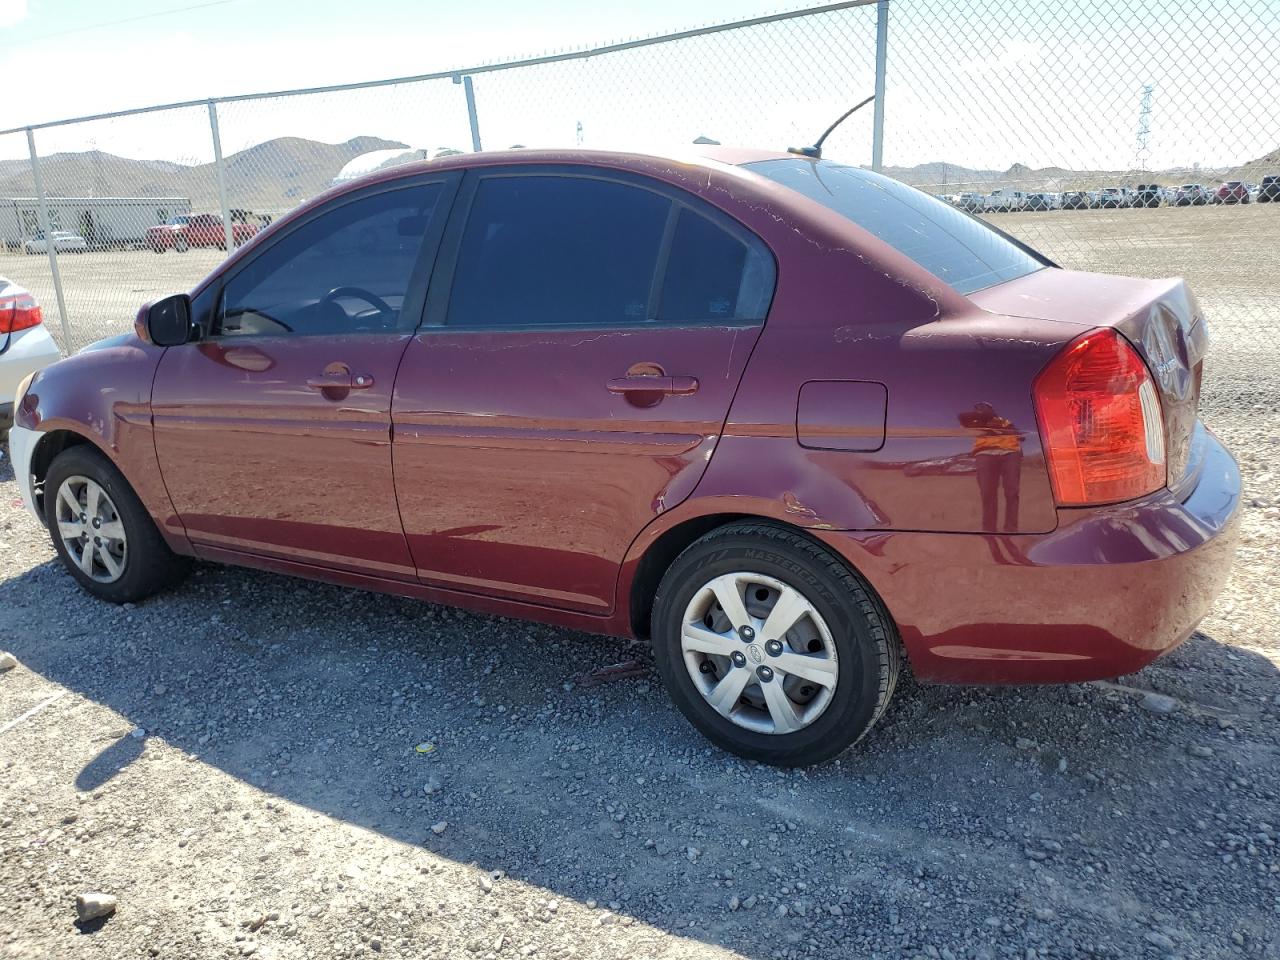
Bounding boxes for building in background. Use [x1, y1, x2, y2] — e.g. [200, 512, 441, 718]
[0, 197, 191, 251]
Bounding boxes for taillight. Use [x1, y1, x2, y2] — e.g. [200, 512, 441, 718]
[0, 292, 43, 334]
[1034, 328, 1166, 506]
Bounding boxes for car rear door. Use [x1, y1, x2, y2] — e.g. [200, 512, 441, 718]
[151, 172, 459, 578]
[392, 167, 775, 614]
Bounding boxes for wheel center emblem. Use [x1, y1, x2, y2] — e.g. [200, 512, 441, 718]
[746, 644, 765, 665]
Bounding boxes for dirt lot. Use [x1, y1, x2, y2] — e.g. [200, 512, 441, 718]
[2, 200, 1279, 960]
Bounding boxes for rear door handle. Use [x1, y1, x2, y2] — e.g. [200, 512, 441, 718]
[306, 372, 375, 390]
[607, 375, 699, 396]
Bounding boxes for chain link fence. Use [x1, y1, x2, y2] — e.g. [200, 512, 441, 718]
[1, 0, 1277, 414]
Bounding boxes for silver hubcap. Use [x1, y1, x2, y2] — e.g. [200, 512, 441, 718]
[681, 572, 839, 735]
[54, 476, 127, 584]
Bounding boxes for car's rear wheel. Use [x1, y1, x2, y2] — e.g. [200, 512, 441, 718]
[174, 236, 189, 253]
[651, 522, 899, 767]
[43, 445, 189, 603]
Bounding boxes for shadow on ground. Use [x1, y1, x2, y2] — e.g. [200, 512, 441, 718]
[2, 552, 1278, 959]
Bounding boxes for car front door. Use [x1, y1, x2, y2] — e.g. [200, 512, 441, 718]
[151, 173, 458, 578]
[392, 168, 775, 614]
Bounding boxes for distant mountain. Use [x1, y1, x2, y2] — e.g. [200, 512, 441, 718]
[879, 161, 1003, 187]
[4, 138, 1273, 210]
[0, 136, 408, 210]
[1226, 147, 1280, 181]
[882, 157, 1263, 192]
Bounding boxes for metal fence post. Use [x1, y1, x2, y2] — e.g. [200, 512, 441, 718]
[25, 128, 73, 352]
[871, 0, 889, 172]
[207, 100, 236, 253]
[456, 75, 483, 152]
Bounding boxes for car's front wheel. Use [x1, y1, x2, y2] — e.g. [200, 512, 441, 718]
[651, 522, 900, 767]
[43, 445, 189, 603]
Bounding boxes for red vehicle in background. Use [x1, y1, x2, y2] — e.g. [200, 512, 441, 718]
[1214, 181, 1250, 204]
[147, 213, 258, 253]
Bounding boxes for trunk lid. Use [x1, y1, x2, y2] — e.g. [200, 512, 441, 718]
[970, 268, 1208, 496]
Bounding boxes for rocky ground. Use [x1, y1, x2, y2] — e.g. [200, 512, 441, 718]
[1, 401, 1277, 960]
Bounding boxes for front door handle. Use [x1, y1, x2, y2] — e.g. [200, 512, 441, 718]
[606, 375, 699, 397]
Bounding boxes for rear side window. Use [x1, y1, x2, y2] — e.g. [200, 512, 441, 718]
[445, 173, 775, 328]
[658, 208, 772, 322]
[219, 183, 440, 337]
[746, 158, 1045, 295]
[447, 176, 669, 328]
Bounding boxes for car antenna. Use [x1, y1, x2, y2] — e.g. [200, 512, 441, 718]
[787, 94, 876, 159]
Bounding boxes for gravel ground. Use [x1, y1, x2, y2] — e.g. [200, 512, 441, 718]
[1, 398, 1277, 960]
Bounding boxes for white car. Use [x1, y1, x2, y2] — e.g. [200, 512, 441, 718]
[985, 189, 1028, 212]
[23, 231, 88, 255]
[1, 277, 62, 439]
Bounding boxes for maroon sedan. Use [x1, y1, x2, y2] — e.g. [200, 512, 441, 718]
[9, 147, 1240, 766]
[1214, 181, 1251, 204]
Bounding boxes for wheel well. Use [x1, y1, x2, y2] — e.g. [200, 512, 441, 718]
[630, 513, 872, 639]
[29, 430, 93, 512]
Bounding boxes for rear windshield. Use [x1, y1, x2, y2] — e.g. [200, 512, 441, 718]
[745, 158, 1045, 295]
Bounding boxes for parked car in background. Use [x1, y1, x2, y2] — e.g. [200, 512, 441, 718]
[23, 230, 89, 255]
[1175, 184, 1210, 205]
[1, 276, 61, 439]
[1214, 181, 1250, 204]
[985, 189, 1028, 212]
[147, 214, 259, 253]
[1134, 184, 1163, 208]
[956, 192, 986, 213]
[8, 147, 1239, 767]
[1258, 176, 1280, 203]
[1024, 192, 1058, 211]
[1061, 191, 1091, 209]
[1098, 187, 1130, 208]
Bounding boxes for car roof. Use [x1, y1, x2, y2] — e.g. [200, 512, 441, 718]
[253, 144, 801, 245]
[388, 144, 786, 180]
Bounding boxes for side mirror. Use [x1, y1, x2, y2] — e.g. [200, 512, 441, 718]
[137, 294, 196, 347]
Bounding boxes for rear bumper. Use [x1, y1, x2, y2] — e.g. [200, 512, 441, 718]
[820, 428, 1241, 684]
[1, 326, 63, 402]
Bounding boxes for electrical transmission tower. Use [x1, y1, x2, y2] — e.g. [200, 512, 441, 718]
[1135, 84, 1154, 170]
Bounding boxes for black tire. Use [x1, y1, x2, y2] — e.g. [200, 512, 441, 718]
[43, 445, 189, 603]
[651, 522, 900, 767]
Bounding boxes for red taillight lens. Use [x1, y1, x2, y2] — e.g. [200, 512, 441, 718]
[1034, 328, 1166, 506]
[0, 293, 43, 334]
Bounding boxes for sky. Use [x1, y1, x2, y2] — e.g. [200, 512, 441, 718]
[0, 0, 1277, 177]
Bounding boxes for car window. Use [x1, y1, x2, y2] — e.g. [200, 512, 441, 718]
[746, 158, 1045, 295]
[446, 175, 670, 328]
[658, 208, 773, 322]
[218, 183, 441, 338]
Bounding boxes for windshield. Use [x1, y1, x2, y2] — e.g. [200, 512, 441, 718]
[167, 216, 192, 225]
[745, 158, 1046, 295]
